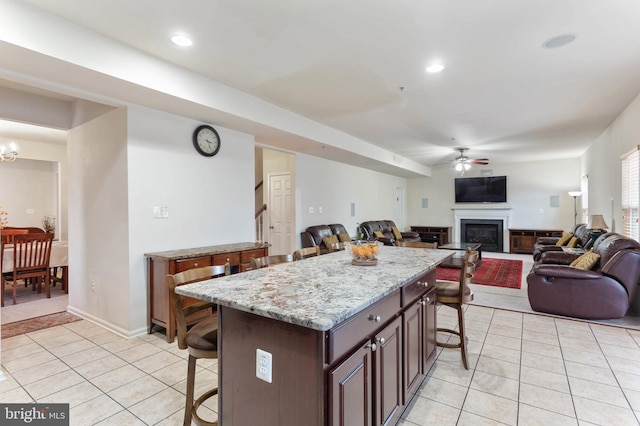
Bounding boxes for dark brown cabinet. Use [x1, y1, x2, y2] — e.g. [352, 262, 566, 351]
[145, 242, 269, 342]
[509, 229, 562, 254]
[410, 226, 451, 246]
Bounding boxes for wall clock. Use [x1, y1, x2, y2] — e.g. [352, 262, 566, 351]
[192, 124, 221, 157]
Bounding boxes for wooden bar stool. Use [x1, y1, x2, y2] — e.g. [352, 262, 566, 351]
[434, 249, 478, 369]
[167, 263, 229, 426]
[250, 254, 294, 269]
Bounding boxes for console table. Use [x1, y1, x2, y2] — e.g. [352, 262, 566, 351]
[177, 246, 452, 425]
[410, 226, 451, 246]
[509, 229, 562, 254]
[145, 242, 269, 342]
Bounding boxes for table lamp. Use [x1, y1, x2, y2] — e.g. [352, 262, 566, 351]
[587, 214, 609, 243]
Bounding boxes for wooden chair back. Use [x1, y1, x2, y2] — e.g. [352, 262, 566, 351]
[293, 246, 321, 260]
[251, 254, 294, 269]
[167, 263, 230, 350]
[1, 228, 29, 244]
[395, 240, 438, 248]
[3, 233, 54, 305]
[440, 248, 478, 305]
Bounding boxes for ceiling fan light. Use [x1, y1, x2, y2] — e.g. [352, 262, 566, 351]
[455, 163, 463, 171]
[464, 163, 471, 170]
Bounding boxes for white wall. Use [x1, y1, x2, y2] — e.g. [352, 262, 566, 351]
[295, 153, 408, 243]
[127, 106, 255, 334]
[583, 92, 640, 233]
[407, 159, 581, 233]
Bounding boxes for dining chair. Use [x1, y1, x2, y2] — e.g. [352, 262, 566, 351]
[2, 233, 54, 306]
[250, 254, 294, 269]
[434, 248, 478, 369]
[167, 263, 230, 426]
[292, 246, 321, 260]
[0, 228, 29, 244]
[395, 240, 438, 248]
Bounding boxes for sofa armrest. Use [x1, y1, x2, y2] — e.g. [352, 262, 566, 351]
[537, 237, 560, 245]
[400, 231, 420, 239]
[533, 264, 602, 279]
[376, 236, 394, 246]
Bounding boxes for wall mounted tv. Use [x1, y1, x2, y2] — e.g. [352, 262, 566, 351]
[455, 176, 507, 203]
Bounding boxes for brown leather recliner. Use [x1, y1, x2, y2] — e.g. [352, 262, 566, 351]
[527, 233, 640, 319]
[300, 223, 350, 253]
[360, 220, 420, 246]
[532, 224, 593, 261]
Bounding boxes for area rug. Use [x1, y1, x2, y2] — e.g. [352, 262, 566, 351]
[436, 258, 523, 289]
[1, 312, 82, 339]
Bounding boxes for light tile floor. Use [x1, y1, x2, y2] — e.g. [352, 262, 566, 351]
[2, 305, 640, 425]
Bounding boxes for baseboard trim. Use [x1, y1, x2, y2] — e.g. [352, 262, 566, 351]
[66, 306, 148, 339]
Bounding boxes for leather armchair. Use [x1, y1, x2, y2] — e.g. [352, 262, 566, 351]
[527, 233, 640, 319]
[300, 224, 351, 253]
[360, 220, 420, 246]
[532, 224, 593, 261]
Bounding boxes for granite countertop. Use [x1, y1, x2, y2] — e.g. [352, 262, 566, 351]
[176, 246, 452, 331]
[144, 242, 269, 260]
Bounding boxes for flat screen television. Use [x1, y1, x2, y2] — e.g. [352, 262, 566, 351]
[455, 176, 507, 203]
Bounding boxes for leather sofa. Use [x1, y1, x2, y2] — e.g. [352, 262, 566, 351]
[532, 223, 593, 261]
[527, 232, 640, 319]
[359, 220, 421, 246]
[300, 224, 350, 253]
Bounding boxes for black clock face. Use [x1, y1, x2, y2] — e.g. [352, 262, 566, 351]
[193, 125, 221, 157]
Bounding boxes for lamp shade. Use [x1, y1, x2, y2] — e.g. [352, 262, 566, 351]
[587, 214, 609, 230]
[568, 191, 582, 197]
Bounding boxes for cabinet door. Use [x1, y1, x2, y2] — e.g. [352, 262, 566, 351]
[422, 289, 437, 373]
[403, 302, 423, 400]
[375, 316, 403, 426]
[329, 343, 372, 426]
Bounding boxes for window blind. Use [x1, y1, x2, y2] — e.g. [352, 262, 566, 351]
[621, 146, 640, 240]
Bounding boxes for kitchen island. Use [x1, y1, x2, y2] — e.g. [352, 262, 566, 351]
[176, 245, 451, 426]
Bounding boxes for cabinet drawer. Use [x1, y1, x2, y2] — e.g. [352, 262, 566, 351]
[240, 249, 266, 263]
[175, 256, 212, 272]
[402, 270, 434, 307]
[327, 290, 401, 363]
[213, 253, 240, 265]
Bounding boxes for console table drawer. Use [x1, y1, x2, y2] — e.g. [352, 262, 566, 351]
[213, 253, 240, 265]
[327, 290, 400, 363]
[176, 256, 212, 272]
[240, 249, 267, 263]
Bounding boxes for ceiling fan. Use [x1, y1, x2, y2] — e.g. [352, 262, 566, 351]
[447, 148, 490, 175]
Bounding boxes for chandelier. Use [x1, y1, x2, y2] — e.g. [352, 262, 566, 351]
[0, 142, 18, 162]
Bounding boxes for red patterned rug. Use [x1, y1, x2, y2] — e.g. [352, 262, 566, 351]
[436, 258, 523, 289]
[1, 312, 82, 339]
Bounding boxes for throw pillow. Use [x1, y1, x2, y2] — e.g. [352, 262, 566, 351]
[374, 231, 385, 238]
[567, 236, 579, 248]
[391, 226, 403, 240]
[570, 249, 601, 270]
[556, 232, 573, 246]
[338, 233, 351, 243]
[322, 235, 339, 248]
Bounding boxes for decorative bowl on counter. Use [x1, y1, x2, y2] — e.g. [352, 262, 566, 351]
[346, 240, 381, 266]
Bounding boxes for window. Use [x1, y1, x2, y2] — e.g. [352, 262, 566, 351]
[621, 146, 639, 241]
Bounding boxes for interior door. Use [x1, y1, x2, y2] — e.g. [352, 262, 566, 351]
[268, 172, 293, 255]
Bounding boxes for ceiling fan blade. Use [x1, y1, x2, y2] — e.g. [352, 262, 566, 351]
[469, 159, 489, 164]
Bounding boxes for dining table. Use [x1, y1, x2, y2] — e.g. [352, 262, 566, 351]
[2, 240, 69, 293]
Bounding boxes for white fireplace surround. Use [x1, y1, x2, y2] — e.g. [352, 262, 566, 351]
[453, 207, 513, 252]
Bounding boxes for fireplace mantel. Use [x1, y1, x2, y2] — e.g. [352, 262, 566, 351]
[452, 207, 513, 252]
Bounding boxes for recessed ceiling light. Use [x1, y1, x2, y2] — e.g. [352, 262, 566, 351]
[426, 63, 445, 73]
[171, 35, 193, 47]
[542, 34, 576, 49]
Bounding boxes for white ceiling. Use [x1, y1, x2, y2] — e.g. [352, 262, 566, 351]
[6, 0, 640, 170]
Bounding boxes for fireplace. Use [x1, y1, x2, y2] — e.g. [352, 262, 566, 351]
[460, 219, 503, 252]
[453, 208, 512, 253]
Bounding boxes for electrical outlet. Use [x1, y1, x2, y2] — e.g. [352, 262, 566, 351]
[153, 206, 169, 218]
[256, 349, 272, 383]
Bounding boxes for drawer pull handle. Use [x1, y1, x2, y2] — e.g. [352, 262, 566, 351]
[420, 300, 426, 306]
[366, 342, 377, 352]
[194, 263, 199, 267]
[376, 337, 385, 345]
[368, 314, 381, 323]
[226, 258, 230, 262]
[418, 281, 428, 287]
[425, 297, 430, 303]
